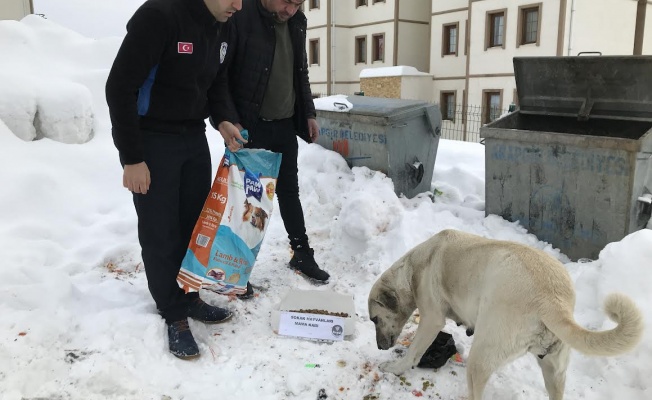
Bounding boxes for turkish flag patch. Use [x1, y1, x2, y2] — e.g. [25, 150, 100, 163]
[178, 42, 193, 54]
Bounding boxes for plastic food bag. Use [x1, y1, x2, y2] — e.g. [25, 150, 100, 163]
[417, 331, 458, 369]
[177, 133, 282, 295]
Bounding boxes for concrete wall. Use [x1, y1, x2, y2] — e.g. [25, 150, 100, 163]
[467, 0, 559, 75]
[430, 9, 468, 77]
[306, 25, 328, 92]
[401, 75, 435, 102]
[568, 0, 652, 56]
[399, 0, 431, 21]
[334, 0, 395, 26]
[397, 21, 430, 72]
[0, 0, 32, 20]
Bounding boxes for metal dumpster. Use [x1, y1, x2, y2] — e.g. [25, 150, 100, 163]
[481, 56, 652, 260]
[316, 96, 441, 198]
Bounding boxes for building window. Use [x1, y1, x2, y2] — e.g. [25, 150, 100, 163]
[486, 10, 507, 49]
[355, 36, 367, 64]
[441, 92, 456, 121]
[372, 0, 385, 4]
[372, 34, 384, 62]
[357, 0, 368, 7]
[309, 39, 319, 65]
[442, 23, 459, 56]
[483, 90, 503, 124]
[518, 4, 542, 46]
[309, 0, 319, 10]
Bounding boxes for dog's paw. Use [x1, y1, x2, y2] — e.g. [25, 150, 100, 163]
[379, 360, 409, 375]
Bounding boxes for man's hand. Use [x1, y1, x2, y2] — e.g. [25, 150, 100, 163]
[123, 162, 151, 194]
[218, 121, 248, 152]
[307, 118, 319, 142]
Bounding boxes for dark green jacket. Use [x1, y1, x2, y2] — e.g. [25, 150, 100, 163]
[214, 0, 316, 143]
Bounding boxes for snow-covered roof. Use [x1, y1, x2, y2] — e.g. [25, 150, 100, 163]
[359, 65, 431, 78]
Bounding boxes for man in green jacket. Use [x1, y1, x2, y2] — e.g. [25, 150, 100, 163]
[214, 0, 330, 300]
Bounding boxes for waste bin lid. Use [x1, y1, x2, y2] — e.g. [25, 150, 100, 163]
[514, 56, 652, 122]
[337, 95, 431, 121]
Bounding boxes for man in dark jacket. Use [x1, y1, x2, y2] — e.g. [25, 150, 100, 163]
[105, 0, 246, 360]
[214, 0, 330, 299]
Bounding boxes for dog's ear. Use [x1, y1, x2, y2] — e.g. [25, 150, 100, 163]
[378, 287, 400, 312]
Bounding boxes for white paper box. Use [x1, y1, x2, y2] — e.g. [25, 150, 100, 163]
[270, 289, 356, 338]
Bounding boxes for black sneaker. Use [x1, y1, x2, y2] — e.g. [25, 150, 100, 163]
[235, 281, 255, 300]
[167, 319, 200, 360]
[188, 298, 233, 324]
[289, 248, 330, 284]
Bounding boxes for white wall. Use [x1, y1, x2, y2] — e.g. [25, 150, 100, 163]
[0, 0, 31, 20]
[305, 0, 327, 26]
[334, 0, 395, 26]
[306, 26, 328, 87]
[433, 80, 466, 100]
[568, 0, 649, 56]
[431, 10, 467, 78]
[306, 0, 399, 95]
[468, 0, 560, 75]
[399, 0, 430, 21]
[432, 78, 466, 139]
[397, 21, 430, 72]
[645, 3, 652, 54]
[432, 0, 468, 14]
[401, 75, 434, 102]
[467, 76, 516, 108]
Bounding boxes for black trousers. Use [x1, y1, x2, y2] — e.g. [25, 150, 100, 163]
[132, 130, 210, 322]
[245, 118, 309, 249]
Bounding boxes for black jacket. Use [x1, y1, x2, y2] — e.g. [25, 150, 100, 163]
[105, 0, 231, 165]
[214, 0, 316, 143]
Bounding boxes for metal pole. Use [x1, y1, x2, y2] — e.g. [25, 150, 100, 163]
[328, 0, 333, 95]
[463, 0, 472, 142]
[633, 0, 647, 55]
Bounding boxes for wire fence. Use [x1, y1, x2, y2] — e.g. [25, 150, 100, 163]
[436, 103, 511, 143]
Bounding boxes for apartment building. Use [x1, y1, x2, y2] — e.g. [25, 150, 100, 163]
[433, 0, 652, 140]
[304, 0, 431, 96]
[0, 0, 32, 20]
[305, 0, 652, 139]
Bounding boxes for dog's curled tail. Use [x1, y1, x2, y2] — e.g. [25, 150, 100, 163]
[543, 293, 644, 357]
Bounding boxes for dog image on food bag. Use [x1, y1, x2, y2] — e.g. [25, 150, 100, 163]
[237, 199, 268, 249]
[368, 229, 644, 400]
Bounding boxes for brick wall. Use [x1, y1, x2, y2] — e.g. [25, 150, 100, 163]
[360, 76, 402, 98]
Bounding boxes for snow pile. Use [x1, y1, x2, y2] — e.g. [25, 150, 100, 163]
[0, 16, 115, 143]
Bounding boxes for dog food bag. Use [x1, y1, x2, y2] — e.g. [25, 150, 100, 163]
[177, 136, 282, 295]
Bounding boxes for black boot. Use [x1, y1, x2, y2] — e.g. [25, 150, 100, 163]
[187, 298, 233, 324]
[167, 319, 199, 359]
[289, 248, 330, 284]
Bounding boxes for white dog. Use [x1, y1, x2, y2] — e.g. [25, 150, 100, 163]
[368, 229, 643, 400]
